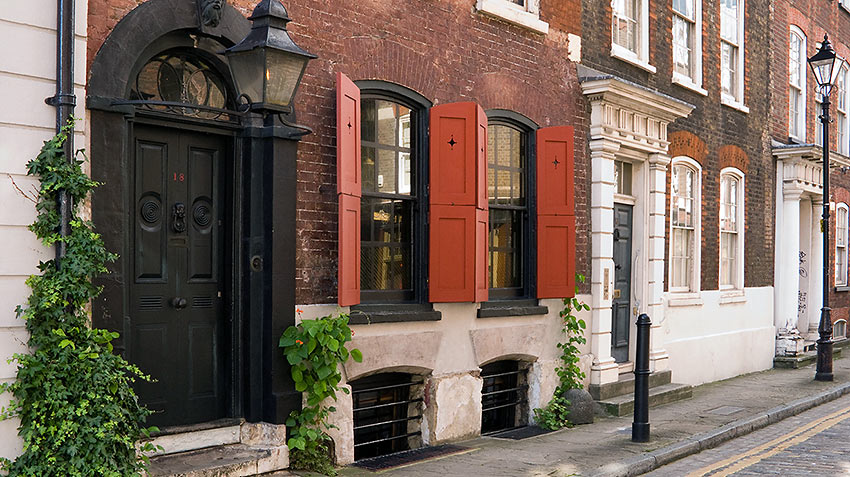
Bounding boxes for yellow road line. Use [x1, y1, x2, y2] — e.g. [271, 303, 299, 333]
[687, 404, 850, 477]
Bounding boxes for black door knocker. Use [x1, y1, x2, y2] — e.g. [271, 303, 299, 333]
[172, 202, 187, 233]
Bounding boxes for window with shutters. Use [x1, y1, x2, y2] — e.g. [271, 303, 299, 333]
[486, 117, 534, 299]
[837, 203, 848, 287]
[720, 0, 746, 110]
[672, 0, 703, 93]
[359, 91, 428, 303]
[789, 27, 806, 141]
[720, 169, 744, 289]
[612, 0, 654, 73]
[670, 158, 701, 293]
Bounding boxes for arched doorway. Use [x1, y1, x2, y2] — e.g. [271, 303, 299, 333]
[88, 0, 302, 430]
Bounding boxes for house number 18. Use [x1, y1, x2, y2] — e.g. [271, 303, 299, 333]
[173, 172, 185, 182]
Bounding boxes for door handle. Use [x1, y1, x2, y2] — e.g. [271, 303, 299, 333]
[171, 297, 188, 309]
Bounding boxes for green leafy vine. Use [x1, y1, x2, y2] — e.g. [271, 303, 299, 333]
[279, 310, 362, 476]
[0, 123, 156, 476]
[533, 273, 589, 430]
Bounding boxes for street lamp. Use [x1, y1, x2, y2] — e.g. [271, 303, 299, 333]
[808, 34, 845, 382]
[225, 0, 317, 114]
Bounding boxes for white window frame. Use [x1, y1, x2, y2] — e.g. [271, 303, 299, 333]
[836, 203, 848, 287]
[837, 66, 849, 155]
[476, 0, 549, 34]
[835, 319, 847, 339]
[720, 0, 747, 112]
[719, 168, 745, 290]
[672, 0, 705, 95]
[669, 157, 702, 294]
[789, 26, 807, 142]
[611, 0, 655, 73]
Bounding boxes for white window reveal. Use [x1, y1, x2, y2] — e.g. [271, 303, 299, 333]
[836, 203, 848, 287]
[837, 66, 849, 155]
[720, 170, 745, 289]
[672, 0, 704, 94]
[670, 159, 701, 293]
[476, 0, 549, 34]
[611, 0, 654, 72]
[720, 0, 746, 111]
[789, 27, 806, 141]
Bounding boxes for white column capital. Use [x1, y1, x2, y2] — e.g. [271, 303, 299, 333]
[648, 153, 671, 170]
[783, 188, 804, 201]
[588, 138, 620, 158]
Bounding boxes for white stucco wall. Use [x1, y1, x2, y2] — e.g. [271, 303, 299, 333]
[663, 287, 776, 385]
[0, 0, 87, 461]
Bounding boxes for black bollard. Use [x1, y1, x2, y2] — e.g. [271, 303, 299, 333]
[632, 313, 651, 442]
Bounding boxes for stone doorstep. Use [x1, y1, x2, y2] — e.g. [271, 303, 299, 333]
[774, 346, 844, 369]
[589, 369, 672, 401]
[145, 443, 290, 477]
[595, 382, 694, 417]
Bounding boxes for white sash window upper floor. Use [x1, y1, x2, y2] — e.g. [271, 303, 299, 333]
[611, 0, 655, 73]
[476, 0, 549, 34]
[789, 27, 807, 142]
[672, 0, 705, 94]
[720, 0, 747, 112]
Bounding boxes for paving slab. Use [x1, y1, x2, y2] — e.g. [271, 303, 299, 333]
[332, 355, 850, 477]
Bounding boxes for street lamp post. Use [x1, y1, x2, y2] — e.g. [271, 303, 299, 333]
[808, 34, 846, 382]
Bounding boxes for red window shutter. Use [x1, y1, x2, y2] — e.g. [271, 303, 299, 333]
[338, 194, 361, 306]
[430, 102, 487, 207]
[337, 72, 361, 306]
[475, 208, 489, 302]
[537, 126, 575, 216]
[430, 205, 487, 302]
[537, 215, 576, 298]
[337, 72, 361, 197]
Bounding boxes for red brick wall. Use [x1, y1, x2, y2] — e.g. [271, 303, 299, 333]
[582, 0, 774, 291]
[88, 0, 588, 304]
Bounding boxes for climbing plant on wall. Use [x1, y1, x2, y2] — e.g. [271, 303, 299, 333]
[0, 123, 156, 476]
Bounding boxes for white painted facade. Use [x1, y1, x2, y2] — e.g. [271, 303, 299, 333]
[579, 68, 776, 389]
[0, 0, 87, 461]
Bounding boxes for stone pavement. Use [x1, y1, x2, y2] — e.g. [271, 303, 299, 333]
[330, 355, 850, 477]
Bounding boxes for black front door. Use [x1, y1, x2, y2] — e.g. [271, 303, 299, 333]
[611, 204, 632, 364]
[130, 124, 228, 427]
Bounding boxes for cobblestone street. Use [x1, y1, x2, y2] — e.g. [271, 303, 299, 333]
[646, 392, 850, 476]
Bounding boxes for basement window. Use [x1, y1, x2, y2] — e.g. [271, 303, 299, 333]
[481, 360, 529, 434]
[836, 320, 847, 340]
[352, 373, 425, 461]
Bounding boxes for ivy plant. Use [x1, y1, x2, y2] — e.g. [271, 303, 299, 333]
[0, 123, 156, 476]
[533, 273, 590, 431]
[279, 310, 362, 476]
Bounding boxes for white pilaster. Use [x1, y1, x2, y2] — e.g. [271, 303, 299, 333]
[776, 188, 804, 356]
[797, 198, 812, 335]
[588, 139, 619, 385]
[809, 197, 824, 338]
[647, 153, 670, 371]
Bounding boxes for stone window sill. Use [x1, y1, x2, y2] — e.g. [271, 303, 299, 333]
[835, 285, 850, 292]
[672, 74, 708, 96]
[719, 290, 747, 304]
[667, 293, 703, 307]
[349, 304, 441, 324]
[477, 299, 549, 318]
[476, 0, 549, 34]
[611, 46, 657, 74]
[721, 95, 750, 114]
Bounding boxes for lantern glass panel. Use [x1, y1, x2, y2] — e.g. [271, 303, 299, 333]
[265, 49, 308, 108]
[228, 48, 265, 105]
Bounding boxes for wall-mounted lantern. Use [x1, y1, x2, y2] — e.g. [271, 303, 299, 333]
[225, 0, 316, 114]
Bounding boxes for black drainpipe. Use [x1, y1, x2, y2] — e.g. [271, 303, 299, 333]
[46, 0, 76, 260]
